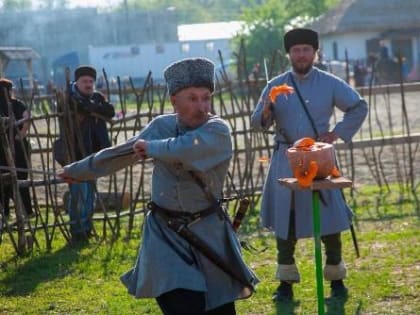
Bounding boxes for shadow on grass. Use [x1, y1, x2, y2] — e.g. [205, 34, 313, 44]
[273, 295, 363, 315]
[274, 299, 300, 315]
[325, 295, 363, 315]
[325, 295, 348, 315]
[1, 241, 88, 297]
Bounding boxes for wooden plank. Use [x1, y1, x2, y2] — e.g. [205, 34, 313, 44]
[230, 133, 420, 156]
[278, 177, 353, 190]
[356, 82, 420, 95]
[335, 133, 420, 150]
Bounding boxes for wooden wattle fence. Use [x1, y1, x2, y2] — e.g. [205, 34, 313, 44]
[1, 57, 419, 256]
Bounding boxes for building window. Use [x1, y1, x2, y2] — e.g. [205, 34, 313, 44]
[181, 43, 190, 53]
[333, 42, 338, 60]
[131, 46, 140, 55]
[205, 41, 214, 51]
[156, 45, 164, 54]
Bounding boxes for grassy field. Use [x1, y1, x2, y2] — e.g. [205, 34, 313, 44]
[0, 187, 419, 315]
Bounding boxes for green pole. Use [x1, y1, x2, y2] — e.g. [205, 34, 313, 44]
[312, 190, 325, 315]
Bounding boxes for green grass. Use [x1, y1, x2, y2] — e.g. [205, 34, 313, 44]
[1, 186, 419, 314]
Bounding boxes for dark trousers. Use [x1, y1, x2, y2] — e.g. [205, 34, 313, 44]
[277, 210, 342, 265]
[68, 181, 95, 236]
[0, 141, 33, 217]
[156, 289, 236, 315]
[0, 170, 33, 216]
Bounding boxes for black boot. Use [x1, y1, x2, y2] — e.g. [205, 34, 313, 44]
[330, 280, 348, 298]
[272, 281, 293, 301]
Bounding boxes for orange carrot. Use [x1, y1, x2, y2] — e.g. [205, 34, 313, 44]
[330, 166, 341, 177]
[258, 156, 270, 163]
[269, 83, 294, 103]
[294, 160, 319, 187]
[293, 137, 315, 149]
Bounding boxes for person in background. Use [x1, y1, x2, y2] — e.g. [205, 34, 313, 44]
[400, 56, 410, 82]
[314, 49, 328, 71]
[0, 78, 33, 218]
[61, 65, 115, 241]
[375, 45, 399, 84]
[353, 59, 368, 87]
[248, 63, 261, 81]
[251, 28, 368, 301]
[59, 57, 258, 314]
[46, 79, 56, 95]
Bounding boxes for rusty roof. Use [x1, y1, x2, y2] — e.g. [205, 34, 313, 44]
[309, 0, 420, 35]
[0, 47, 40, 61]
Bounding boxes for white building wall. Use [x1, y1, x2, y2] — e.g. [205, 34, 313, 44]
[88, 39, 232, 81]
[320, 32, 379, 61]
[410, 35, 420, 80]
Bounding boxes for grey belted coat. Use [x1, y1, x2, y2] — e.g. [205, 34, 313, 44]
[63, 114, 258, 311]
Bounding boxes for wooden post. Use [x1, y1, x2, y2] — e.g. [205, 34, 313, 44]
[0, 117, 28, 255]
[278, 177, 352, 315]
[312, 190, 324, 314]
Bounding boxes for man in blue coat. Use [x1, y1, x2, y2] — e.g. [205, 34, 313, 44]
[251, 28, 368, 301]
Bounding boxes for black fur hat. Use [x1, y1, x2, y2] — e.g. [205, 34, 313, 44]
[75, 65, 97, 81]
[164, 58, 215, 95]
[0, 78, 13, 90]
[284, 28, 319, 53]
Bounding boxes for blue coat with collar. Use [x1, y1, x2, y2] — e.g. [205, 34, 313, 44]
[251, 67, 368, 239]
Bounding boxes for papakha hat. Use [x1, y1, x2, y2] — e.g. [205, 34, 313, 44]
[0, 78, 13, 90]
[284, 28, 319, 53]
[164, 57, 215, 95]
[75, 65, 97, 81]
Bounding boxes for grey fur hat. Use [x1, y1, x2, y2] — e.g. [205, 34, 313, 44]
[164, 57, 215, 95]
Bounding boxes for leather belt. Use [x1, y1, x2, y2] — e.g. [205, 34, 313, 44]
[147, 201, 216, 223]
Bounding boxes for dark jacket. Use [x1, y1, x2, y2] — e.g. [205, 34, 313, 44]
[0, 98, 30, 166]
[67, 83, 115, 160]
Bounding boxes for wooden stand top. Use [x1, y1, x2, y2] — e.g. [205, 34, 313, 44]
[278, 177, 353, 190]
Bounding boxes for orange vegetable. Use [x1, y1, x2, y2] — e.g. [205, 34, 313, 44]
[293, 137, 315, 149]
[287, 139, 336, 179]
[269, 83, 294, 103]
[330, 166, 341, 177]
[258, 156, 270, 163]
[294, 160, 319, 187]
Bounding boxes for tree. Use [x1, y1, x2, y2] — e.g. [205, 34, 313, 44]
[124, 0, 246, 23]
[35, 0, 69, 10]
[0, 0, 31, 10]
[283, 0, 330, 18]
[232, 0, 287, 75]
[233, 0, 339, 74]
